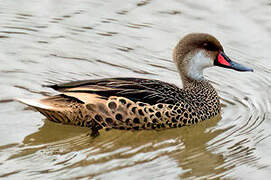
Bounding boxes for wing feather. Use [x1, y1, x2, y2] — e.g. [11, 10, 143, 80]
[45, 78, 185, 105]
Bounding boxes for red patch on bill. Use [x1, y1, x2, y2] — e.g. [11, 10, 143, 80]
[218, 53, 230, 66]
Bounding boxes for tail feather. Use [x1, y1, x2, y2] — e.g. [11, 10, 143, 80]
[16, 98, 54, 110]
[17, 98, 67, 123]
[16, 96, 93, 127]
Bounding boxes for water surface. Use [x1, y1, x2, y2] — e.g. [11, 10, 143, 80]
[1, 0, 271, 179]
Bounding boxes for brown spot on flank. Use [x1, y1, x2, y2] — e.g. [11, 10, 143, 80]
[144, 117, 148, 122]
[108, 101, 117, 109]
[177, 109, 182, 114]
[138, 109, 144, 116]
[132, 107, 137, 114]
[171, 117, 177, 123]
[94, 114, 103, 122]
[138, 103, 145, 107]
[105, 118, 113, 124]
[127, 103, 131, 108]
[155, 112, 161, 118]
[157, 104, 163, 109]
[144, 107, 148, 113]
[125, 118, 131, 124]
[115, 113, 123, 121]
[133, 118, 140, 124]
[119, 99, 126, 104]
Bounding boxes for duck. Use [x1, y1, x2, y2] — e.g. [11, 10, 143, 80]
[18, 33, 253, 137]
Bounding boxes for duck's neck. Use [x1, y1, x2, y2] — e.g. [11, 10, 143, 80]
[176, 50, 213, 84]
[181, 76, 220, 113]
[181, 75, 209, 90]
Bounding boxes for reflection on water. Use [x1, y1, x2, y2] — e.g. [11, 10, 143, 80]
[3, 116, 228, 179]
[1, 0, 271, 179]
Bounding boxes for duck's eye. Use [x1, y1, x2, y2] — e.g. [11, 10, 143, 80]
[203, 43, 217, 51]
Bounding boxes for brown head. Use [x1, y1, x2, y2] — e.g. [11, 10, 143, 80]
[173, 33, 253, 83]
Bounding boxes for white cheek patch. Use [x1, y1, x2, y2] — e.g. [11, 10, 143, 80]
[187, 50, 213, 80]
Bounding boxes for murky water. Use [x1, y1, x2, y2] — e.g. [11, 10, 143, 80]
[1, 0, 271, 179]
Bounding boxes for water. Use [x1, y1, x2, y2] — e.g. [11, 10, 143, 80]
[0, 0, 271, 179]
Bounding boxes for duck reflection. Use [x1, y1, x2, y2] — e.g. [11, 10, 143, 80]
[19, 114, 237, 178]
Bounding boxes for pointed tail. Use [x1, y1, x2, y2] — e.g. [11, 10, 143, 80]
[17, 98, 54, 110]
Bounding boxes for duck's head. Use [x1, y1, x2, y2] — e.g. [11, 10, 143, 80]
[173, 33, 253, 82]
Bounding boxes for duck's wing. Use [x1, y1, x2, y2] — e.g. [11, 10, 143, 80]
[45, 77, 185, 105]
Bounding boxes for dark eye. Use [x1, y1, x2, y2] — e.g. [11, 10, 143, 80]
[203, 43, 217, 51]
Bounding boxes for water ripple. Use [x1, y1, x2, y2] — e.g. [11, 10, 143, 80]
[1, 0, 271, 179]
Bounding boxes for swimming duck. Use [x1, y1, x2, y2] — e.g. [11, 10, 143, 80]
[18, 33, 253, 136]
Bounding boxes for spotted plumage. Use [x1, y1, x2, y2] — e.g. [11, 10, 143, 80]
[17, 33, 253, 137]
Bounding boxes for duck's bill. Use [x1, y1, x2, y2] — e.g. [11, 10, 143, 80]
[214, 52, 253, 72]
